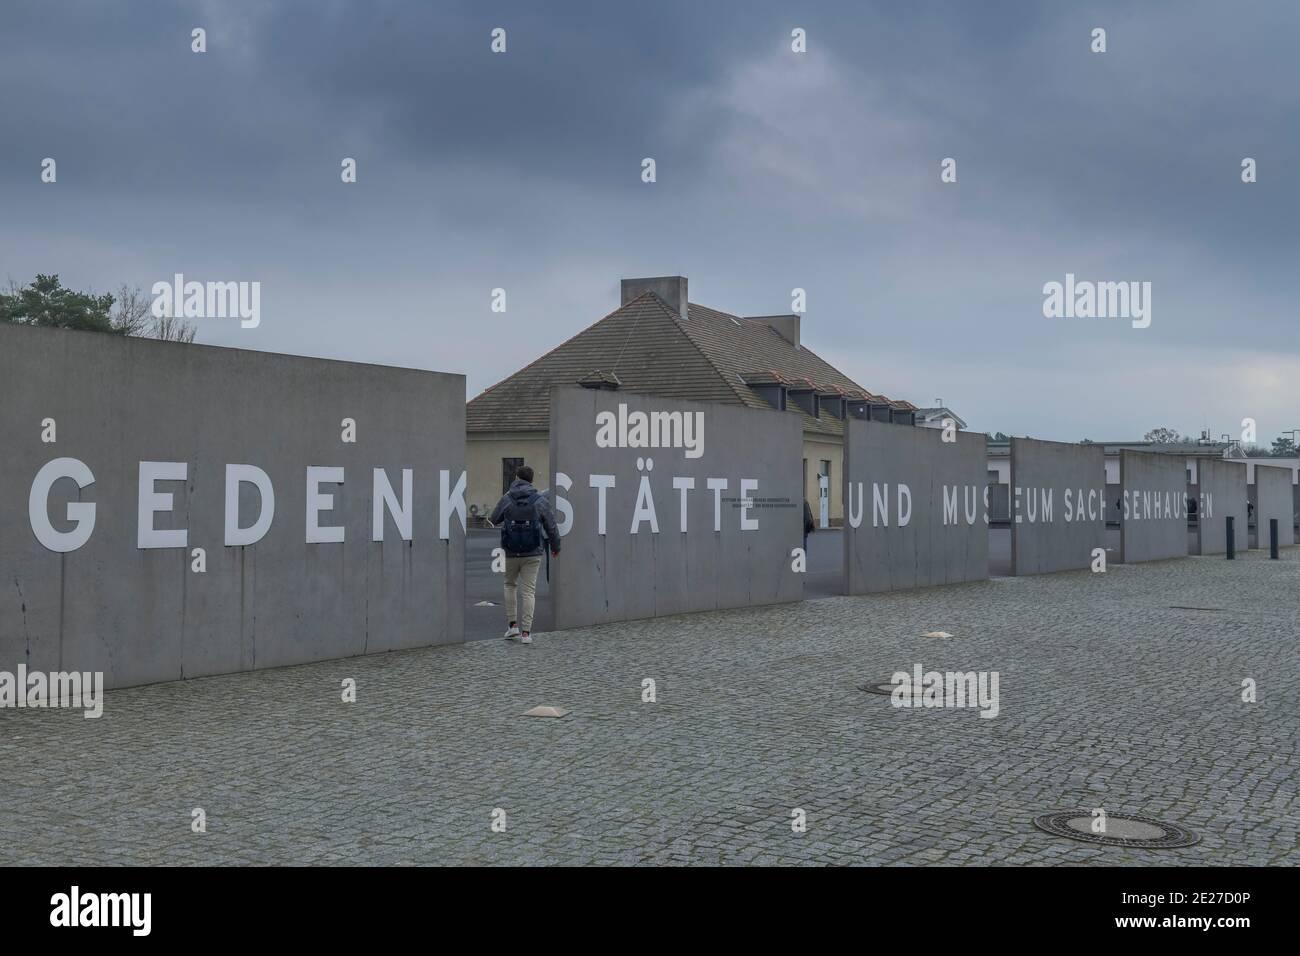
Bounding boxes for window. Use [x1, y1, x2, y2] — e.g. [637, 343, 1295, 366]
[502, 457, 524, 493]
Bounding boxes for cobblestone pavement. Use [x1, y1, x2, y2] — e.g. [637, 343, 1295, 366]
[2, 549, 1297, 866]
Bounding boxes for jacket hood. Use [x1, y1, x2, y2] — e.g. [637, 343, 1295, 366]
[507, 478, 539, 500]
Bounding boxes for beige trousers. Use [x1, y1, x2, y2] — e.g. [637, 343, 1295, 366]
[504, 555, 542, 632]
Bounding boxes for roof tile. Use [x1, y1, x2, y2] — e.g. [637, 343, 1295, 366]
[467, 292, 906, 435]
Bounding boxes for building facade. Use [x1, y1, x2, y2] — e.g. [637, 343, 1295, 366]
[466, 276, 922, 527]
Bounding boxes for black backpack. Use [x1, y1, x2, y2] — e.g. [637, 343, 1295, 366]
[501, 494, 542, 554]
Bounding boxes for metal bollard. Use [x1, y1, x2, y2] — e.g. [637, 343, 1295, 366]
[1226, 516, 1235, 559]
[1270, 518, 1279, 559]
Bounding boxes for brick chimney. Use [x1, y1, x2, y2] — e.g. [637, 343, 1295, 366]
[621, 276, 688, 322]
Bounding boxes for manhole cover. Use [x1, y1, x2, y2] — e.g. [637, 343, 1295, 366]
[859, 679, 915, 697]
[1032, 810, 1200, 848]
[858, 676, 997, 711]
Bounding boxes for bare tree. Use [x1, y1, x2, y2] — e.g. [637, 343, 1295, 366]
[110, 284, 153, 336]
[151, 312, 198, 343]
[112, 284, 198, 342]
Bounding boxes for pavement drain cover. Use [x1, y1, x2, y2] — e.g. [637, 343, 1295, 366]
[1032, 810, 1200, 848]
[859, 679, 926, 699]
[523, 706, 570, 719]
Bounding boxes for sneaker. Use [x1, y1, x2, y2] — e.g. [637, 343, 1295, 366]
[504, 625, 520, 640]
[520, 632, 533, 645]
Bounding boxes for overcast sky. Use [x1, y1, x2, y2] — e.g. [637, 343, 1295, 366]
[3, 0, 1298, 444]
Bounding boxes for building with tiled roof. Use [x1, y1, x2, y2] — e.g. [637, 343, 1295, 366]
[913, 406, 968, 431]
[465, 276, 923, 525]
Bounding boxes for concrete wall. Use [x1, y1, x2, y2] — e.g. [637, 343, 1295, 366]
[1119, 450, 1189, 563]
[466, 432, 549, 522]
[1240, 458, 1300, 484]
[842, 420, 988, 593]
[1192, 459, 1247, 555]
[1009, 438, 1107, 575]
[548, 387, 803, 629]
[1254, 464, 1296, 548]
[0, 324, 466, 689]
[1243, 458, 1299, 542]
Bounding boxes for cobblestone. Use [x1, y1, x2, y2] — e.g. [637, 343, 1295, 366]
[1, 549, 1296, 865]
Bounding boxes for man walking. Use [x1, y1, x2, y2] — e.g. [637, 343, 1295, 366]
[489, 464, 560, 645]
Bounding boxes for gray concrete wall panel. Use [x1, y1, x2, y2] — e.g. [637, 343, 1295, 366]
[1009, 439, 1108, 575]
[548, 387, 803, 629]
[0, 324, 466, 688]
[1119, 450, 1189, 563]
[842, 421, 988, 593]
[1193, 459, 1247, 555]
[1254, 464, 1296, 548]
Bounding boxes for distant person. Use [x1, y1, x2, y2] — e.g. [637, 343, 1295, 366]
[490, 465, 560, 645]
[803, 499, 816, 552]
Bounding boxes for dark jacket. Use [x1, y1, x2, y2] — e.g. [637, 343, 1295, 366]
[803, 499, 816, 536]
[490, 479, 561, 557]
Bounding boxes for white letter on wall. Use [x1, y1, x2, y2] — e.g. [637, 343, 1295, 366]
[306, 466, 345, 543]
[225, 464, 275, 546]
[29, 457, 96, 553]
[847, 481, 863, 528]
[897, 484, 913, 527]
[707, 478, 728, 532]
[630, 476, 659, 534]
[138, 461, 188, 549]
[439, 469, 467, 540]
[373, 468, 413, 542]
[739, 478, 759, 531]
[672, 476, 694, 532]
[589, 474, 615, 535]
[554, 472, 573, 537]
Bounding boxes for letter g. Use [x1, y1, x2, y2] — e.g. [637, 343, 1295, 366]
[30, 457, 97, 552]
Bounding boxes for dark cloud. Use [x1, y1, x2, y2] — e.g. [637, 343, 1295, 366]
[2, 0, 1297, 442]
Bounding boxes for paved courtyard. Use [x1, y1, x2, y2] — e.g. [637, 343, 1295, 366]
[2, 549, 1296, 866]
